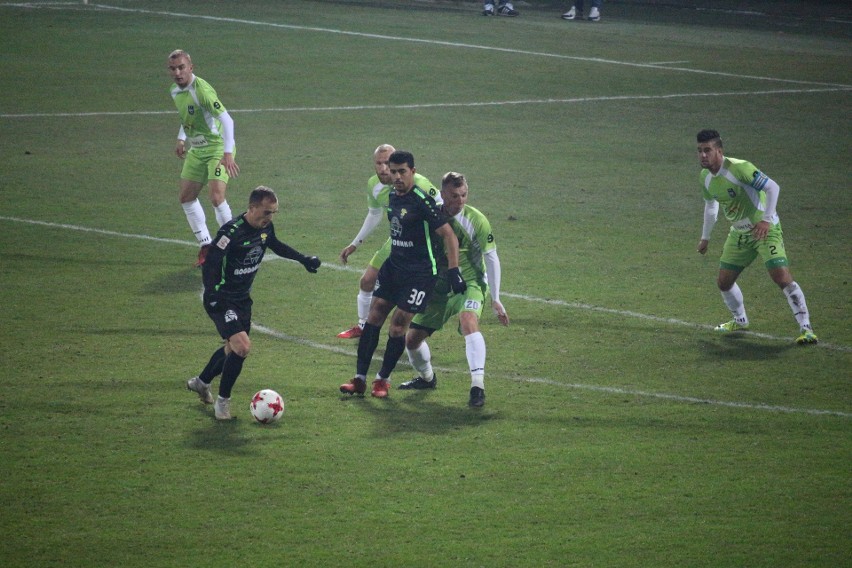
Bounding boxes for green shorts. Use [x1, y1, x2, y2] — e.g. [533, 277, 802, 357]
[368, 238, 392, 270]
[719, 222, 789, 272]
[180, 145, 233, 185]
[411, 279, 486, 333]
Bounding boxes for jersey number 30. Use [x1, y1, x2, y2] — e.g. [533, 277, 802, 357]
[407, 288, 426, 307]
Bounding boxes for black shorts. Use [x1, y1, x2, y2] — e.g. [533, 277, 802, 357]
[373, 261, 437, 314]
[205, 296, 252, 339]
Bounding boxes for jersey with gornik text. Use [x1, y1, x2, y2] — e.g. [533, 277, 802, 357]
[202, 215, 307, 301]
[387, 186, 448, 275]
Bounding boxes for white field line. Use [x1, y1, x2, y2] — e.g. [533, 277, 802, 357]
[3, 87, 851, 119]
[2, 2, 851, 89]
[2, 214, 850, 418]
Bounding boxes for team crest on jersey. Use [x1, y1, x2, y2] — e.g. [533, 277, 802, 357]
[224, 309, 238, 323]
[260, 233, 267, 244]
[188, 105, 195, 115]
[245, 245, 263, 266]
[727, 188, 737, 198]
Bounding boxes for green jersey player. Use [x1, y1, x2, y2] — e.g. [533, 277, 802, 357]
[696, 129, 817, 345]
[337, 144, 439, 339]
[399, 172, 509, 408]
[167, 49, 240, 266]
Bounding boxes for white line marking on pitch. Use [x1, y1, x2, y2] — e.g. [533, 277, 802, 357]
[2, 214, 850, 418]
[3, 88, 850, 119]
[3, 2, 850, 89]
[2, 214, 849, 353]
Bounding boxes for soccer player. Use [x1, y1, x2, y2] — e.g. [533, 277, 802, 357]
[167, 49, 240, 267]
[400, 172, 509, 408]
[340, 151, 466, 398]
[186, 186, 321, 420]
[695, 129, 818, 345]
[336, 144, 440, 339]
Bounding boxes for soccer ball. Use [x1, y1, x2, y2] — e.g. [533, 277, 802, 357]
[250, 389, 285, 424]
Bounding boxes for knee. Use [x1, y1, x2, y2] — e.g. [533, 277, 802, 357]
[359, 272, 377, 292]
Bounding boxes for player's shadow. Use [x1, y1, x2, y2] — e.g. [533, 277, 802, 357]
[347, 391, 500, 436]
[141, 268, 201, 295]
[184, 405, 253, 455]
[697, 336, 795, 360]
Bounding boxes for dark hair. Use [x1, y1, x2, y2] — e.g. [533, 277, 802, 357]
[249, 185, 278, 206]
[388, 150, 415, 169]
[697, 129, 722, 147]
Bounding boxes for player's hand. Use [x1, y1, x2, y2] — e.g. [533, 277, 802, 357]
[751, 220, 770, 241]
[339, 245, 356, 264]
[175, 140, 187, 159]
[205, 292, 225, 312]
[220, 153, 240, 178]
[447, 267, 467, 294]
[493, 301, 510, 326]
[697, 239, 709, 255]
[302, 256, 321, 273]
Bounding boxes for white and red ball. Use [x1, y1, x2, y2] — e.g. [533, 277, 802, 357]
[250, 389, 285, 424]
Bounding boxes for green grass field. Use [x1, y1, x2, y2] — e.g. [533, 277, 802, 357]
[1, 1, 850, 566]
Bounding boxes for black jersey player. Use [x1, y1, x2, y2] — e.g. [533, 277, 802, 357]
[340, 151, 466, 399]
[186, 186, 321, 420]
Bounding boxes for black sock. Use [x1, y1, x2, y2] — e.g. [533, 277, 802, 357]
[199, 346, 226, 383]
[379, 335, 406, 379]
[218, 352, 246, 399]
[356, 323, 382, 376]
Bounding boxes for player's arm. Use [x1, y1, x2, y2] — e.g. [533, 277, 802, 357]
[752, 176, 779, 240]
[175, 125, 187, 159]
[484, 249, 509, 326]
[340, 207, 383, 264]
[436, 223, 466, 294]
[201, 237, 227, 310]
[216, 111, 239, 178]
[268, 236, 321, 273]
[698, 199, 718, 255]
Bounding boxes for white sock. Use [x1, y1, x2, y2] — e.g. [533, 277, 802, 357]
[214, 200, 232, 227]
[783, 281, 812, 331]
[721, 283, 748, 324]
[357, 289, 372, 325]
[182, 199, 211, 245]
[406, 342, 434, 381]
[465, 332, 486, 389]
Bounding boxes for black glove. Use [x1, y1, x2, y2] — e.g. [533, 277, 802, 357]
[447, 267, 467, 294]
[302, 256, 321, 273]
[205, 291, 225, 312]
